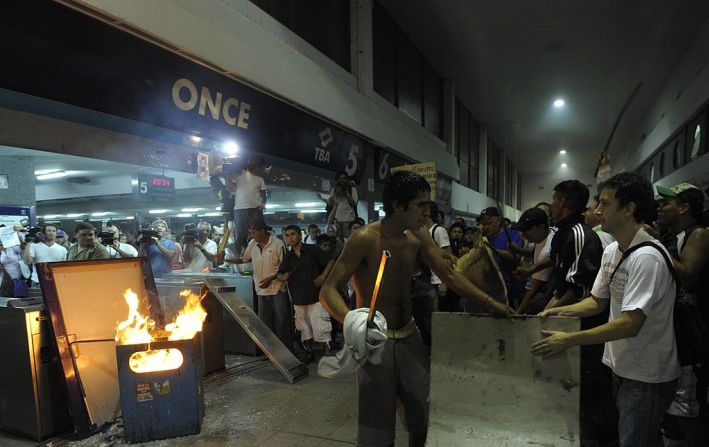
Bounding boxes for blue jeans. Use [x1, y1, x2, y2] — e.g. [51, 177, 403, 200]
[257, 292, 293, 351]
[613, 374, 678, 447]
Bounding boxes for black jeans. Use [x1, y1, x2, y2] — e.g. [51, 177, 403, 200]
[233, 207, 263, 253]
[257, 292, 294, 351]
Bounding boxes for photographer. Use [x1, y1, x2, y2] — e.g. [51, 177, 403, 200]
[326, 171, 358, 240]
[137, 219, 176, 278]
[182, 221, 218, 272]
[67, 222, 109, 261]
[102, 225, 138, 259]
[232, 155, 268, 255]
[22, 223, 68, 286]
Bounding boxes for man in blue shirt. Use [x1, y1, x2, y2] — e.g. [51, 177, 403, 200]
[478, 206, 524, 308]
[138, 219, 176, 278]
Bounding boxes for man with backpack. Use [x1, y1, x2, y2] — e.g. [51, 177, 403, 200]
[532, 172, 681, 446]
[657, 182, 709, 445]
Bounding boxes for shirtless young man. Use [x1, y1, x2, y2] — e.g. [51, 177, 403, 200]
[320, 170, 513, 447]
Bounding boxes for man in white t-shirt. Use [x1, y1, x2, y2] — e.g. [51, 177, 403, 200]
[232, 156, 268, 254]
[532, 172, 681, 446]
[182, 221, 218, 272]
[512, 207, 555, 314]
[22, 224, 67, 286]
[327, 171, 359, 240]
[425, 201, 456, 311]
[103, 225, 138, 259]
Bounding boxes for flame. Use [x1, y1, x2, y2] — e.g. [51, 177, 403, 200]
[115, 289, 153, 345]
[115, 288, 208, 373]
[165, 290, 208, 341]
[129, 349, 184, 373]
[201, 266, 210, 272]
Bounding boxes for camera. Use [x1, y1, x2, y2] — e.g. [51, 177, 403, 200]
[138, 227, 160, 244]
[25, 227, 45, 243]
[182, 223, 199, 244]
[97, 231, 115, 246]
[221, 156, 245, 175]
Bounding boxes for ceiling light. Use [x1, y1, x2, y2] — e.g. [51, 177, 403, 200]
[181, 208, 201, 212]
[36, 171, 68, 180]
[190, 135, 202, 143]
[149, 209, 168, 214]
[559, 149, 567, 155]
[201, 212, 221, 217]
[553, 98, 565, 108]
[265, 204, 280, 209]
[294, 202, 321, 208]
[300, 209, 327, 213]
[42, 215, 62, 219]
[91, 212, 109, 216]
[124, 216, 135, 220]
[176, 213, 193, 218]
[561, 163, 568, 168]
[223, 141, 239, 156]
[66, 213, 82, 218]
[34, 169, 61, 176]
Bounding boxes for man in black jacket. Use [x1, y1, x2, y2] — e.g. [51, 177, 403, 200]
[548, 179, 618, 446]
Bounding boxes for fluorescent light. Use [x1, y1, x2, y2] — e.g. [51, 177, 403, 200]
[42, 214, 62, 219]
[190, 135, 202, 143]
[263, 211, 275, 215]
[149, 209, 168, 214]
[176, 213, 193, 217]
[215, 206, 221, 210]
[91, 212, 110, 216]
[34, 169, 61, 175]
[265, 204, 280, 209]
[300, 209, 327, 213]
[559, 149, 567, 155]
[36, 171, 67, 180]
[294, 202, 321, 208]
[124, 216, 135, 220]
[561, 163, 568, 168]
[553, 98, 565, 108]
[131, 179, 139, 186]
[66, 213, 82, 218]
[181, 208, 201, 212]
[223, 141, 239, 156]
[201, 212, 221, 217]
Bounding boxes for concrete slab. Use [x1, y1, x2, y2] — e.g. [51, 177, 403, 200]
[427, 313, 581, 447]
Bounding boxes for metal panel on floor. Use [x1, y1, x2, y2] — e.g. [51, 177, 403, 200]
[427, 313, 580, 447]
[204, 279, 308, 384]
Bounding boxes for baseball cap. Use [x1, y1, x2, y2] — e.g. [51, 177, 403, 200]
[248, 218, 272, 231]
[656, 183, 702, 198]
[56, 229, 66, 237]
[512, 208, 548, 232]
[213, 226, 224, 235]
[479, 207, 501, 218]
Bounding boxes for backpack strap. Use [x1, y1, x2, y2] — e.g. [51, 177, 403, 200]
[430, 224, 442, 240]
[679, 225, 701, 253]
[609, 241, 679, 290]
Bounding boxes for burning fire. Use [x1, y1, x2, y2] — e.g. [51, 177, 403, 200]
[116, 288, 208, 372]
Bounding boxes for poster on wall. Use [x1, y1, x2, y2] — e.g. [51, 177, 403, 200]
[391, 162, 438, 201]
[0, 205, 34, 228]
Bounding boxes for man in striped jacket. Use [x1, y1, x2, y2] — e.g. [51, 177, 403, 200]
[548, 179, 617, 446]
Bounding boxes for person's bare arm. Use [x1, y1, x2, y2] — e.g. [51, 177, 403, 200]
[673, 228, 709, 287]
[320, 231, 368, 323]
[538, 295, 608, 318]
[22, 243, 33, 265]
[547, 287, 580, 308]
[532, 308, 643, 357]
[314, 259, 335, 288]
[415, 228, 514, 316]
[517, 278, 546, 314]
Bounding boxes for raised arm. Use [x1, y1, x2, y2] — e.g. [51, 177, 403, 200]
[319, 231, 368, 323]
[415, 228, 513, 316]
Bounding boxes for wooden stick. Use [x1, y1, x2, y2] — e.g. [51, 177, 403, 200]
[368, 250, 391, 324]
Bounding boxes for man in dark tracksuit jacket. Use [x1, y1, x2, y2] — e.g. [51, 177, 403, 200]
[548, 180, 618, 446]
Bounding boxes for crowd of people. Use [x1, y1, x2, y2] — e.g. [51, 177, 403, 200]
[1, 163, 707, 447]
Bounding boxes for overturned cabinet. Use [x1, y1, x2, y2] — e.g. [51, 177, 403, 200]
[39, 258, 166, 436]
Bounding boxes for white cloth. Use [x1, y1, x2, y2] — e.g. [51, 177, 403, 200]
[429, 224, 450, 285]
[242, 236, 286, 295]
[185, 239, 218, 272]
[531, 229, 555, 282]
[294, 302, 332, 343]
[107, 243, 138, 259]
[318, 308, 388, 378]
[593, 225, 615, 250]
[233, 171, 266, 210]
[29, 242, 67, 283]
[591, 228, 681, 383]
[332, 185, 358, 223]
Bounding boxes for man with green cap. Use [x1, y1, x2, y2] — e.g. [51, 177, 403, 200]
[657, 182, 709, 446]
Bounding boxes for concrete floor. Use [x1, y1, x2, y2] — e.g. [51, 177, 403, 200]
[0, 355, 411, 447]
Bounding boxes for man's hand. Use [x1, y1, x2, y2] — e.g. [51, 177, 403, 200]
[537, 307, 563, 319]
[439, 283, 448, 297]
[258, 277, 273, 289]
[531, 330, 572, 358]
[485, 298, 516, 317]
[151, 236, 159, 243]
[514, 265, 531, 280]
[112, 239, 120, 249]
[193, 240, 203, 250]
